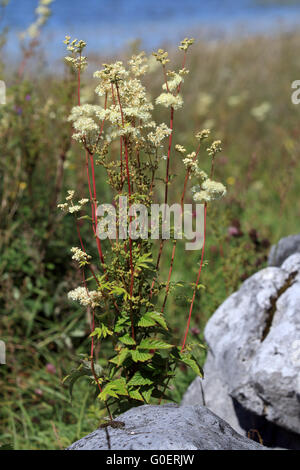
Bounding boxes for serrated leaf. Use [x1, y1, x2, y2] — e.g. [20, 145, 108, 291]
[109, 348, 129, 366]
[148, 311, 168, 330]
[129, 388, 144, 401]
[90, 324, 113, 339]
[114, 316, 130, 333]
[138, 338, 173, 350]
[98, 378, 128, 401]
[119, 333, 136, 345]
[180, 356, 203, 377]
[131, 350, 153, 363]
[141, 386, 154, 403]
[138, 315, 156, 327]
[128, 371, 153, 386]
[98, 386, 118, 401]
[110, 378, 128, 396]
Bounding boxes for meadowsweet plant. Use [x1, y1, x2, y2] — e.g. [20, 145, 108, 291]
[60, 36, 226, 420]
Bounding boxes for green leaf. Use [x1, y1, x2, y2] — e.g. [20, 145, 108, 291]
[109, 348, 129, 366]
[63, 361, 103, 400]
[128, 371, 153, 386]
[129, 388, 144, 402]
[78, 215, 93, 221]
[131, 350, 153, 363]
[110, 378, 128, 396]
[119, 334, 136, 345]
[179, 356, 203, 377]
[114, 316, 130, 333]
[141, 386, 154, 403]
[148, 311, 168, 330]
[98, 378, 128, 401]
[138, 338, 173, 350]
[90, 324, 113, 339]
[138, 314, 156, 328]
[135, 252, 153, 270]
[98, 386, 118, 401]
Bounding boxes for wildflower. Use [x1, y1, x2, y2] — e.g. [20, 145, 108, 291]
[68, 105, 105, 143]
[68, 286, 103, 308]
[148, 123, 172, 147]
[46, 363, 56, 375]
[94, 61, 128, 85]
[65, 55, 87, 72]
[64, 37, 88, 71]
[207, 140, 222, 158]
[195, 129, 210, 142]
[228, 226, 243, 237]
[183, 153, 206, 177]
[128, 52, 148, 77]
[192, 178, 226, 203]
[70, 247, 91, 266]
[58, 191, 89, 215]
[66, 190, 75, 201]
[69, 205, 82, 214]
[175, 144, 186, 154]
[156, 93, 183, 110]
[152, 49, 170, 65]
[179, 38, 195, 52]
[79, 198, 89, 205]
[193, 190, 212, 203]
[162, 72, 183, 92]
[57, 203, 68, 211]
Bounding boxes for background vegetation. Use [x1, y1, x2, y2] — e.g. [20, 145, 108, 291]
[1, 22, 300, 448]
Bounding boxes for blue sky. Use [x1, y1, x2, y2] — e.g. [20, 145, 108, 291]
[3, 0, 300, 58]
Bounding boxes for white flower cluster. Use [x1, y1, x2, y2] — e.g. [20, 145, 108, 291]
[152, 49, 170, 65]
[207, 140, 222, 157]
[94, 62, 129, 95]
[68, 287, 103, 308]
[57, 190, 89, 214]
[128, 52, 149, 77]
[148, 123, 172, 147]
[68, 104, 106, 143]
[193, 178, 227, 203]
[155, 93, 183, 110]
[70, 247, 91, 265]
[195, 129, 211, 142]
[175, 144, 186, 154]
[90, 62, 157, 142]
[179, 37, 195, 52]
[182, 153, 207, 178]
[64, 37, 87, 71]
[162, 73, 183, 92]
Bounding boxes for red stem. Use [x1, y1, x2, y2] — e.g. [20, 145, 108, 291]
[181, 204, 207, 352]
[161, 144, 202, 310]
[115, 82, 135, 341]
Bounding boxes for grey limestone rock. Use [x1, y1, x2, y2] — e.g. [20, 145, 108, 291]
[268, 233, 300, 267]
[67, 404, 266, 450]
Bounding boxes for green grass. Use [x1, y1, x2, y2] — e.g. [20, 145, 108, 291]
[1, 30, 300, 449]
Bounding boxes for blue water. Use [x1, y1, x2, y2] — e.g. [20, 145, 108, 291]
[3, 0, 300, 58]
